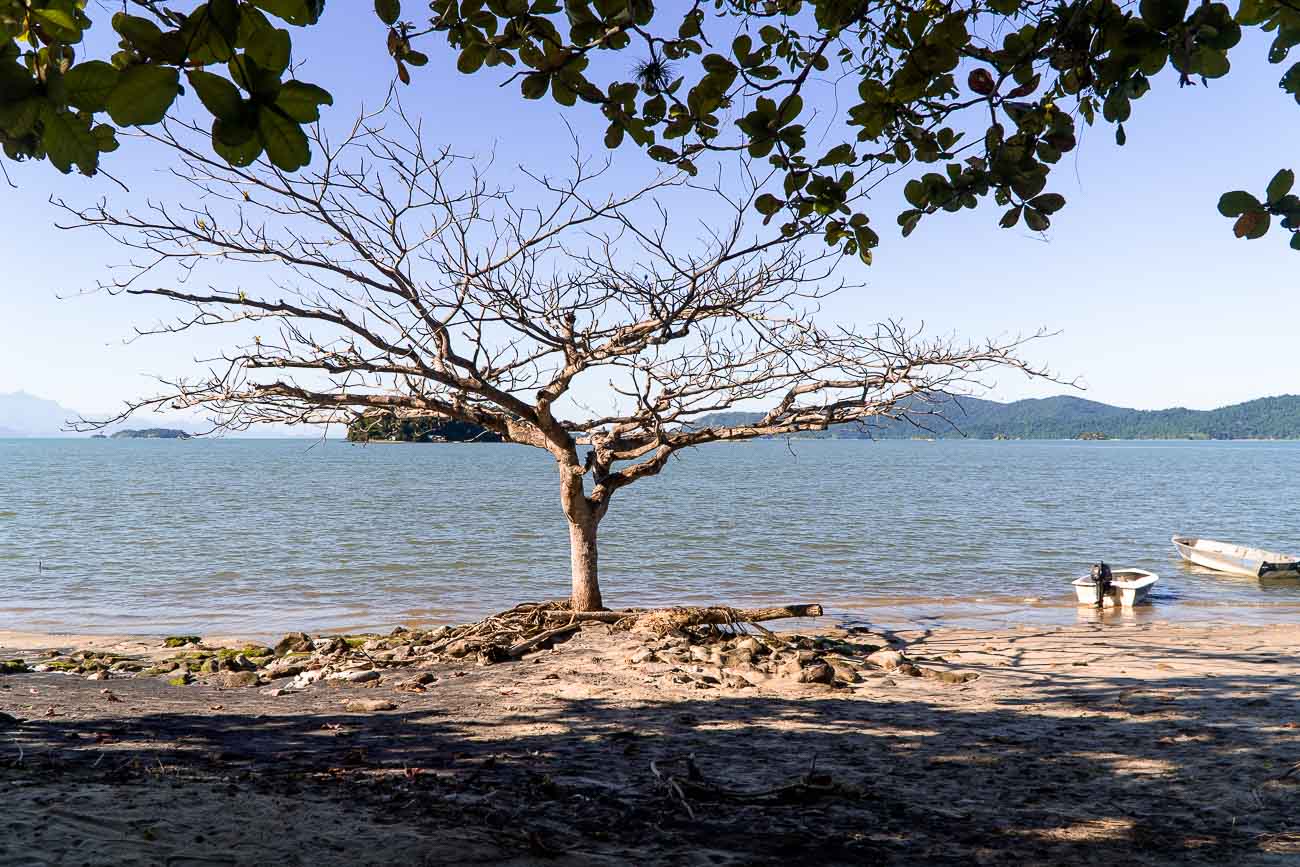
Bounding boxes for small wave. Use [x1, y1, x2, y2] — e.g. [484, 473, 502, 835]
[0, 510, 15, 518]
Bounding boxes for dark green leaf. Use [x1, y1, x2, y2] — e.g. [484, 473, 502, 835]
[1028, 193, 1065, 214]
[257, 106, 310, 170]
[188, 70, 244, 122]
[1217, 190, 1260, 217]
[818, 143, 854, 167]
[93, 124, 119, 153]
[1102, 93, 1130, 123]
[521, 73, 549, 99]
[236, 5, 275, 45]
[1267, 169, 1294, 204]
[106, 66, 181, 127]
[210, 0, 242, 42]
[64, 62, 121, 112]
[212, 118, 264, 166]
[183, 1, 240, 63]
[112, 14, 167, 56]
[1237, 0, 1270, 25]
[1138, 0, 1188, 30]
[245, 27, 292, 74]
[458, 44, 487, 74]
[0, 97, 41, 137]
[732, 34, 755, 66]
[31, 8, 84, 42]
[229, 55, 281, 98]
[903, 179, 927, 207]
[250, 0, 322, 27]
[274, 80, 332, 122]
[776, 94, 803, 126]
[900, 211, 921, 237]
[40, 107, 98, 174]
[1280, 63, 1300, 105]
[551, 76, 577, 106]
[1196, 47, 1230, 79]
[214, 115, 258, 147]
[375, 0, 401, 26]
[1023, 207, 1049, 231]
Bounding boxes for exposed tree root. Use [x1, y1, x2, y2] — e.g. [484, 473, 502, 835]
[544, 604, 824, 633]
[431, 602, 824, 663]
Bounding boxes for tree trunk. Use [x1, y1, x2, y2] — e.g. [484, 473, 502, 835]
[557, 459, 604, 611]
[567, 514, 603, 611]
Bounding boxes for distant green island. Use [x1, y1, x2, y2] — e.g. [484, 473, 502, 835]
[110, 428, 192, 439]
[692, 395, 1300, 441]
[342, 396, 1300, 444]
[347, 414, 503, 443]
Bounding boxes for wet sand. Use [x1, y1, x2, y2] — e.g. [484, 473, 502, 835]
[2, 619, 1299, 865]
[835, 594, 1300, 632]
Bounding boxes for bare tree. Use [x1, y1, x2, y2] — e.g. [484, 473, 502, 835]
[58, 107, 1050, 611]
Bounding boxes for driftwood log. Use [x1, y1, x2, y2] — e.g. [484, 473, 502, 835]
[504, 624, 581, 659]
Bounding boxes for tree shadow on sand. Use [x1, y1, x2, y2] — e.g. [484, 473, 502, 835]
[3, 642, 1299, 866]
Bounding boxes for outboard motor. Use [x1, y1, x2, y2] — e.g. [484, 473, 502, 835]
[1090, 561, 1113, 608]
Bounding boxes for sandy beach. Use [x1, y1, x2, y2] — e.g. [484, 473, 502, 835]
[1, 616, 1298, 866]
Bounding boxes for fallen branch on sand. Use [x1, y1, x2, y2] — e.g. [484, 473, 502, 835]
[651, 754, 854, 819]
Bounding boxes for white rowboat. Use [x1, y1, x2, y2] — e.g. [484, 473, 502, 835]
[1071, 569, 1159, 608]
[1171, 536, 1300, 579]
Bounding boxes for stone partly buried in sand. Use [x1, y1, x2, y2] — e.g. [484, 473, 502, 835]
[0, 604, 979, 694]
[344, 698, 397, 712]
[212, 670, 260, 688]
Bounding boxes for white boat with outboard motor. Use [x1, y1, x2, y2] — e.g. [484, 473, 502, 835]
[1071, 566, 1159, 608]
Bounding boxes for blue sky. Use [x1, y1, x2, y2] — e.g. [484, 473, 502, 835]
[1, 11, 1297, 417]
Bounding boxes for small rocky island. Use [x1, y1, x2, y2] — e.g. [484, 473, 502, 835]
[347, 412, 501, 443]
[110, 428, 192, 439]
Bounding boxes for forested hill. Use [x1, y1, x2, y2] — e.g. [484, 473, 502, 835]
[689, 395, 1300, 440]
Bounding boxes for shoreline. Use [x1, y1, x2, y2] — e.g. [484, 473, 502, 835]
[7, 591, 1300, 645]
[2, 617, 1298, 865]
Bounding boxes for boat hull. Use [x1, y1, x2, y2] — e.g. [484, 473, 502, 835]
[1172, 536, 1300, 579]
[1072, 569, 1159, 608]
